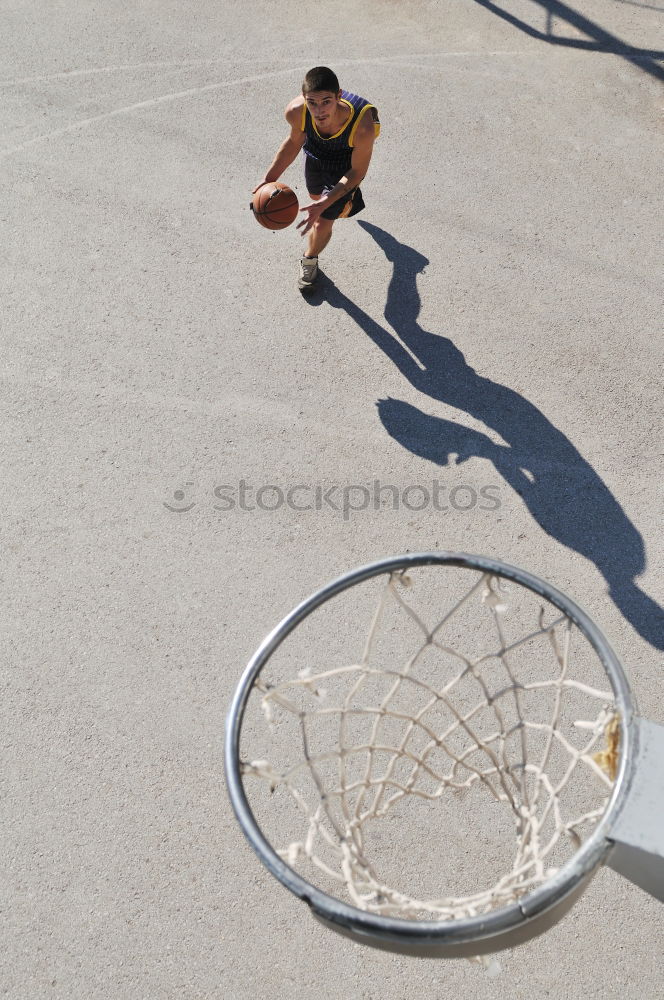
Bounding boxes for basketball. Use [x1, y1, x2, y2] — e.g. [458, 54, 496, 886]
[251, 182, 299, 230]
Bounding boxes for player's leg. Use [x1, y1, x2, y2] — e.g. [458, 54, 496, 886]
[299, 215, 334, 290]
[299, 191, 325, 291]
[305, 215, 334, 258]
[308, 186, 364, 257]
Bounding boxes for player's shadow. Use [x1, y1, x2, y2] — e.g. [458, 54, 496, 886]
[320, 220, 663, 650]
[471, 0, 664, 81]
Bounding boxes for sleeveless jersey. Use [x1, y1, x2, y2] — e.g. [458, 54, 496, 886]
[300, 90, 380, 174]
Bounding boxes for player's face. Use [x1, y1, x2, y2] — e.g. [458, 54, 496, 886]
[304, 90, 340, 126]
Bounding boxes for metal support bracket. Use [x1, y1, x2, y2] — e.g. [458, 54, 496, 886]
[607, 717, 664, 902]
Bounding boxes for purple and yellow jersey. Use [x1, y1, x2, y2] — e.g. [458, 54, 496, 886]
[300, 90, 380, 175]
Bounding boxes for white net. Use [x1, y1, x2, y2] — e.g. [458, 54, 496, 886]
[241, 568, 618, 922]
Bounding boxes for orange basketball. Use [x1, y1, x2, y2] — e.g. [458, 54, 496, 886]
[251, 182, 299, 230]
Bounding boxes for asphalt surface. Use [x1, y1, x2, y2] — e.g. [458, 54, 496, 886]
[2, 0, 663, 997]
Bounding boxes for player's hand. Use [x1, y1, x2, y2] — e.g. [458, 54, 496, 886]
[251, 180, 272, 194]
[297, 201, 325, 236]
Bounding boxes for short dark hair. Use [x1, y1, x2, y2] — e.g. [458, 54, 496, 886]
[302, 66, 340, 95]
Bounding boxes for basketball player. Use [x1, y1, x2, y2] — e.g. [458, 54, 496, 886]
[253, 67, 380, 291]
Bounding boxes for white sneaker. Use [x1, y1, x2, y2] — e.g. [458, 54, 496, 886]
[298, 255, 319, 290]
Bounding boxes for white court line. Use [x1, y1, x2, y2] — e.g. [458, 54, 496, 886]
[0, 367, 395, 443]
[361, 51, 527, 59]
[0, 58, 227, 87]
[0, 55, 317, 88]
[0, 51, 527, 87]
[0, 65, 310, 158]
[0, 54, 532, 159]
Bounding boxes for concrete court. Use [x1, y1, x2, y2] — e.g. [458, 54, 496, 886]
[2, 0, 663, 996]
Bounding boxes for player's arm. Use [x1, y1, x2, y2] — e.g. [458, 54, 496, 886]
[252, 99, 306, 192]
[310, 113, 376, 212]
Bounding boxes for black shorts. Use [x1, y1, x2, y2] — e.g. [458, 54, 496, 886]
[304, 156, 366, 220]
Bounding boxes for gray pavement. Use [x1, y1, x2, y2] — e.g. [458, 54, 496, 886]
[2, 0, 663, 997]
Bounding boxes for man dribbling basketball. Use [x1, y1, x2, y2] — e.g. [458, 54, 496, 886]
[252, 66, 380, 291]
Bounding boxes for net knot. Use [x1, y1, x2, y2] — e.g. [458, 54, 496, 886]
[245, 759, 281, 791]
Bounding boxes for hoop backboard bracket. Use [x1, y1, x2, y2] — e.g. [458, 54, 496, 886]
[606, 716, 664, 902]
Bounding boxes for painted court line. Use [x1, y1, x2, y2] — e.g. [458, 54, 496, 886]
[0, 53, 534, 159]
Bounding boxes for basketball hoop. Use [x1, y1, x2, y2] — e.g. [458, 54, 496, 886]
[225, 553, 664, 959]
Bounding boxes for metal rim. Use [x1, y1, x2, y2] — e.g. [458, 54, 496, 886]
[225, 552, 636, 950]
